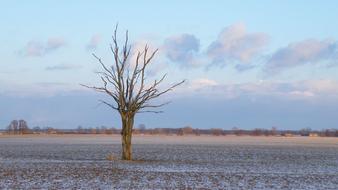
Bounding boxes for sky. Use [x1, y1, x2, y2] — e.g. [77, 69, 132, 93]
[1, 1, 338, 130]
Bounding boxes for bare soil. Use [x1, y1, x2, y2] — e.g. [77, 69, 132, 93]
[0, 135, 337, 189]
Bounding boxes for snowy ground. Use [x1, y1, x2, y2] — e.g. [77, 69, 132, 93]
[0, 135, 337, 189]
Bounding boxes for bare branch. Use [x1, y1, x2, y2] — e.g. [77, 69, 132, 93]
[98, 99, 119, 111]
[82, 25, 185, 115]
[140, 101, 171, 109]
[137, 110, 163, 114]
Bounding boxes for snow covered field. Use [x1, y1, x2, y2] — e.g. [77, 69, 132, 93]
[0, 135, 337, 189]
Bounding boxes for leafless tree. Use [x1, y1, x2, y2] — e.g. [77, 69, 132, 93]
[18, 119, 29, 134]
[179, 126, 193, 135]
[138, 124, 146, 134]
[211, 128, 223, 136]
[82, 25, 185, 160]
[7, 120, 30, 134]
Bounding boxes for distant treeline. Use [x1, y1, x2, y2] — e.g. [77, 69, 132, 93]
[1, 120, 338, 137]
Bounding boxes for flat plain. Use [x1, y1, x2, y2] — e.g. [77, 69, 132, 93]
[0, 135, 337, 189]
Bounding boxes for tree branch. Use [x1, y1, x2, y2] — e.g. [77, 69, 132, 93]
[82, 25, 185, 116]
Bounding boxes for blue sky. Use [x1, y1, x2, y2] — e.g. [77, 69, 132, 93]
[1, 1, 338, 130]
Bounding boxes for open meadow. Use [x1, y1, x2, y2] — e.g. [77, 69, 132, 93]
[0, 135, 337, 189]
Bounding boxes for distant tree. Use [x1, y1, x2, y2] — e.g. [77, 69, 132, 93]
[300, 127, 311, 136]
[46, 127, 57, 134]
[100, 126, 107, 134]
[211, 128, 223, 136]
[18, 120, 29, 134]
[182, 126, 193, 135]
[194, 128, 201, 136]
[77, 125, 84, 134]
[105, 128, 112, 134]
[263, 129, 270, 136]
[82, 25, 184, 160]
[7, 120, 30, 134]
[96, 127, 101, 134]
[90, 128, 96, 134]
[6, 121, 14, 134]
[177, 126, 194, 136]
[111, 127, 119, 134]
[252, 128, 262, 136]
[9, 120, 19, 134]
[32, 126, 41, 133]
[232, 127, 244, 136]
[270, 127, 278, 136]
[177, 128, 184, 136]
[322, 129, 336, 137]
[138, 124, 146, 134]
[153, 128, 165, 135]
[6, 125, 13, 134]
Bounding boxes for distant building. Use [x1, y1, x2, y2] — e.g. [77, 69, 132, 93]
[309, 133, 319, 137]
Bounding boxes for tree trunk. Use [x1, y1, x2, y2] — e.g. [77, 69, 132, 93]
[121, 114, 134, 160]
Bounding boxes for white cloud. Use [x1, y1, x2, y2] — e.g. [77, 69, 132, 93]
[46, 37, 66, 51]
[266, 39, 338, 73]
[207, 23, 269, 65]
[24, 41, 45, 56]
[45, 64, 83, 71]
[180, 79, 338, 101]
[86, 34, 101, 51]
[20, 37, 66, 57]
[163, 34, 201, 67]
[161, 23, 268, 70]
[288, 90, 315, 98]
[0, 82, 84, 97]
[188, 78, 218, 89]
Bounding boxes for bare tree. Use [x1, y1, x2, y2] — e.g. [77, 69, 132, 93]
[82, 26, 185, 160]
[18, 119, 29, 134]
[179, 125, 193, 135]
[138, 124, 146, 134]
[211, 128, 223, 136]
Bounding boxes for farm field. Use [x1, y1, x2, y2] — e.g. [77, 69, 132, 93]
[0, 135, 337, 189]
